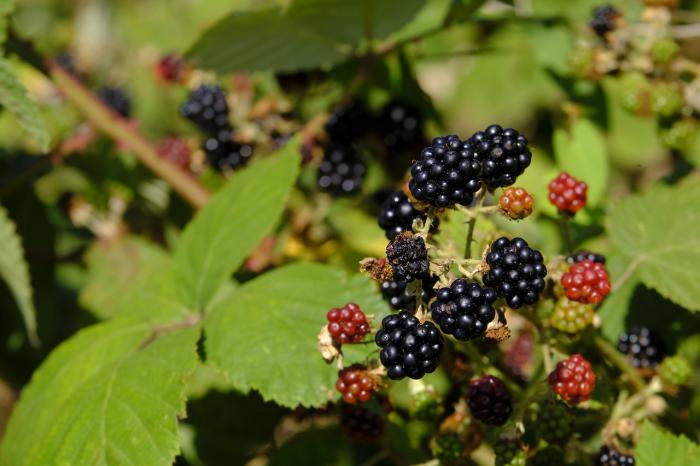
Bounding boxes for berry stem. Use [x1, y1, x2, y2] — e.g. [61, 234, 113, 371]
[594, 335, 645, 392]
[464, 190, 486, 259]
[558, 216, 574, 254]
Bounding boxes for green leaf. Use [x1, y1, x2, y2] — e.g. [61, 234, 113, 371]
[552, 119, 609, 206]
[326, 202, 386, 257]
[174, 140, 300, 311]
[0, 57, 49, 151]
[0, 0, 15, 44]
[636, 423, 700, 466]
[204, 262, 388, 407]
[607, 183, 700, 312]
[597, 253, 640, 342]
[0, 204, 37, 346]
[0, 317, 200, 466]
[268, 427, 352, 466]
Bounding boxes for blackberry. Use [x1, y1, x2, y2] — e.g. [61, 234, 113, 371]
[155, 53, 188, 83]
[590, 5, 620, 38]
[529, 445, 565, 466]
[375, 311, 443, 380]
[203, 129, 254, 171]
[550, 297, 595, 334]
[386, 233, 429, 283]
[181, 84, 230, 134]
[531, 401, 571, 443]
[433, 431, 464, 462]
[650, 82, 684, 118]
[325, 100, 371, 144]
[157, 137, 191, 170]
[408, 135, 482, 208]
[467, 375, 513, 426]
[410, 389, 444, 421]
[561, 259, 611, 304]
[548, 353, 596, 405]
[97, 87, 131, 118]
[568, 250, 606, 264]
[340, 404, 384, 442]
[495, 441, 527, 466]
[617, 327, 664, 369]
[55, 52, 82, 80]
[377, 190, 438, 240]
[499, 187, 534, 220]
[377, 100, 424, 151]
[430, 278, 497, 340]
[326, 303, 371, 345]
[596, 445, 635, 466]
[651, 38, 680, 65]
[548, 172, 587, 215]
[317, 144, 366, 196]
[659, 355, 691, 386]
[463, 124, 532, 189]
[483, 237, 547, 309]
[336, 364, 378, 404]
[380, 275, 437, 312]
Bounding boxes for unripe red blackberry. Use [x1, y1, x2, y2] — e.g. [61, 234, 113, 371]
[430, 278, 497, 340]
[203, 129, 254, 171]
[377, 100, 424, 151]
[550, 296, 595, 334]
[590, 5, 620, 38]
[467, 375, 513, 426]
[617, 327, 664, 369]
[483, 236, 548, 309]
[386, 233, 429, 283]
[548, 353, 596, 405]
[377, 190, 438, 240]
[548, 172, 587, 215]
[561, 259, 611, 304]
[408, 135, 482, 208]
[499, 187, 534, 220]
[326, 303, 370, 345]
[154, 53, 188, 83]
[317, 144, 366, 196]
[596, 445, 635, 466]
[464, 124, 533, 189]
[157, 137, 191, 170]
[380, 275, 437, 312]
[340, 404, 384, 442]
[375, 311, 443, 380]
[181, 84, 230, 134]
[335, 365, 379, 404]
[97, 86, 131, 118]
[568, 250, 606, 265]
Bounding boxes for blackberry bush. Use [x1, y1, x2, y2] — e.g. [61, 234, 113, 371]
[377, 190, 438, 240]
[467, 374, 513, 426]
[430, 278, 497, 340]
[617, 327, 665, 369]
[463, 124, 532, 189]
[386, 233, 429, 283]
[317, 144, 366, 196]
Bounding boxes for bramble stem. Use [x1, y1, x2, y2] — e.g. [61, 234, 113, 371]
[594, 335, 645, 392]
[559, 216, 573, 254]
[464, 191, 486, 259]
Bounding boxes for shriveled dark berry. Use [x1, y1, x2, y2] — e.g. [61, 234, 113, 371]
[317, 144, 366, 196]
[568, 250, 606, 264]
[340, 404, 384, 442]
[377, 100, 424, 151]
[375, 311, 443, 380]
[380, 275, 437, 312]
[97, 87, 131, 118]
[386, 233, 429, 283]
[377, 190, 438, 240]
[591, 5, 620, 38]
[408, 135, 482, 208]
[483, 236, 547, 309]
[181, 84, 230, 134]
[548, 353, 596, 405]
[203, 129, 254, 171]
[463, 124, 532, 189]
[430, 278, 497, 340]
[467, 375, 513, 426]
[326, 303, 371, 345]
[596, 445, 635, 466]
[617, 327, 664, 369]
[325, 100, 372, 144]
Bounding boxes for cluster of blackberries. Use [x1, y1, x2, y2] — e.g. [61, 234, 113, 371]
[380, 275, 437, 312]
[590, 5, 620, 38]
[596, 445, 635, 466]
[97, 87, 131, 118]
[483, 237, 547, 309]
[375, 311, 443, 380]
[467, 375, 513, 426]
[386, 234, 429, 283]
[430, 279, 496, 340]
[377, 190, 438, 240]
[618, 327, 664, 369]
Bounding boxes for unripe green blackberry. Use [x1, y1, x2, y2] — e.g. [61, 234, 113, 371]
[410, 389, 444, 421]
[528, 445, 565, 466]
[618, 73, 650, 115]
[433, 431, 464, 463]
[532, 401, 572, 444]
[660, 119, 696, 150]
[651, 38, 680, 65]
[550, 297, 595, 334]
[495, 441, 527, 466]
[651, 82, 684, 118]
[568, 46, 595, 79]
[660, 355, 692, 386]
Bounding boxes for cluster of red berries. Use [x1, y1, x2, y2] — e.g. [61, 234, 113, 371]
[336, 365, 378, 404]
[326, 303, 370, 345]
[548, 353, 596, 405]
[548, 172, 588, 215]
[561, 259, 611, 304]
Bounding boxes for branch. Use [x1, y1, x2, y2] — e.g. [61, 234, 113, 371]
[594, 335, 645, 392]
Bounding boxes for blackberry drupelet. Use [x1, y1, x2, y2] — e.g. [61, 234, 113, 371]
[568, 250, 606, 264]
[325, 100, 372, 144]
[340, 404, 384, 442]
[181, 84, 230, 133]
[617, 327, 664, 369]
[380, 275, 437, 312]
[97, 87, 131, 118]
[203, 130, 254, 171]
[375, 311, 443, 380]
[386, 233, 429, 283]
[377, 100, 424, 151]
[467, 375, 513, 426]
[596, 445, 635, 466]
[590, 5, 620, 38]
[317, 144, 366, 196]
[377, 190, 438, 240]
[483, 237, 547, 309]
[463, 124, 532, 189]
[408, 135, 482, 208]
[430, 278, 497, 340]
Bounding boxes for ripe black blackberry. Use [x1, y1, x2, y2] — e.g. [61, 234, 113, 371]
[340, 404, 384, 442]
[596, 445, 635, 466]
[386, 233, 429, 283]
[590, 5, 620, 38]
[203, 129, 254, 171]
[181, 84, 230, 134]
[467, 375, 513, 426]
[408, 135, 482, 208]
[617, 327, 665, 369]
[377, 191, 438, 240]
[97, 87, 131, 118]
[317, 144, 366, 196]
[463, 124, 532, 189]
[568, 250, 606, 264]
[375, 311, 443, 380]
[380, 275, 437, 312]
[430, 278, 497, 340]
[325, 100, 372, 144]
[483, 237, 547, 309]
[377, 100, 424, 151]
